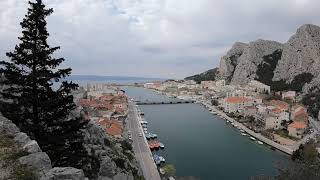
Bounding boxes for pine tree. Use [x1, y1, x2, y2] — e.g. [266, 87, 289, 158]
[0, 0, 99, 175]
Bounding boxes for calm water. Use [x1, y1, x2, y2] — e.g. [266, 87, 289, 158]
[123, 86, 288, 180]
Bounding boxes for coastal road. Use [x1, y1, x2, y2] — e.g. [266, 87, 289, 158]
[127, 101, 161, 180]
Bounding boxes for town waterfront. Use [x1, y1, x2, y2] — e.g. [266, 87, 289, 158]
[123, 86, 288, 180]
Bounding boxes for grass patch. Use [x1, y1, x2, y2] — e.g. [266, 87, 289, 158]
[274, 129, 299, 141]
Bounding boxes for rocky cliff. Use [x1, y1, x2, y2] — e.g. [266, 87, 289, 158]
[0, 114, 88, 180]
[273, 24, 320, 92]
[195, 24, 320, 93]
[0, 112, 142, 180]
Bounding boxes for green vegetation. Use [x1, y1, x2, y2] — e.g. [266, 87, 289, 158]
[162, 164, 176, 177]
[0, 1, 99, 178]
[0, 135, 37, 180]
[277, 141, 320, 180]
[255, 49, 282, 86]
[121, 140, 133, 151]
[185, 68, 218, 84]
[274, 129, 299, 141]
[271, 73, 314, 92]
[211, 99, 219, 106]
[302, 87, 320, 118]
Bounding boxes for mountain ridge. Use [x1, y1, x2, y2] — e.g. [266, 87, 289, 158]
[186, 24, 320, 93]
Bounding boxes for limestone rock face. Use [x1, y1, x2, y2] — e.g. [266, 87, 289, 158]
[217, 42, 248, 81]
[83, 120, 141, 180]
[0, 114, 87, 179]
[273, 24, 320, 83]
[230, 40, 283, 85]
[45, 167, 87, 180]
[217, 40, 283, 85]
[18, 152, 52, 177]
[0, 115, 19, 136]
[214, 24, 320, 93]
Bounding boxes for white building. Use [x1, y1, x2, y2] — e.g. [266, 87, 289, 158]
[282, 91, 296, 101]
[223, 96, 254, 113]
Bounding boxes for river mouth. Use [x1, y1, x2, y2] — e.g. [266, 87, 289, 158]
[123, 86, 288, 180]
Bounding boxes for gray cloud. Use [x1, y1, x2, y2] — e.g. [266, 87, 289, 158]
[1, 0, 320, 78]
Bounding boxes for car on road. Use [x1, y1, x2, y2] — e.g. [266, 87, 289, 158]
[138, 133, 143, 137]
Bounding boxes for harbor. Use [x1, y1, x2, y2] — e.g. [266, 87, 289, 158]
[138, 110, 167, 165]
[123, 86, 288, 180]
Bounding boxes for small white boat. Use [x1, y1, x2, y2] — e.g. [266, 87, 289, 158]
[241, 133, 247, 136]
[226, 120, 230, 123]
[240, 130, 245, 133]
[250, 137, 256, 141]
[159, 143, 165, 149]
[258, 141, 264, 145]
[159, 156, 165, 163]
[159, 168, 165, 175]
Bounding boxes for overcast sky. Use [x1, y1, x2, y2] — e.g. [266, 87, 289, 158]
[0, 0, 320, 78]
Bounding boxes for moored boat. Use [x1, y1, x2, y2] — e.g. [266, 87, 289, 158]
[153, 154, 161, 165]
[159, 142, 165, 149]
[250, 137, 256, 141]
[241, 133, 247, 136]
[159, 156, 165, 163]
[258, 141, 264, 145]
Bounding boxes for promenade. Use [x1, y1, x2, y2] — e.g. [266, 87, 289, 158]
[127, 101, 161, 180]
[201, 101, 295, 155]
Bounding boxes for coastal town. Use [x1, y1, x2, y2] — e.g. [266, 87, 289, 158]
[76, 84, 163, 180]
[143, 79, 320, 153]
[74, 78, 320, 180]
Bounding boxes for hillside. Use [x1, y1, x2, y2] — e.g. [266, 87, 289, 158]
[185, 68, 218, 84]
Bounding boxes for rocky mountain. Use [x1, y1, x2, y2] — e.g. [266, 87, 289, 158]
[190, 24, 320, 93]
[273, 24, 320, 92]
[185, 68, 219, 83]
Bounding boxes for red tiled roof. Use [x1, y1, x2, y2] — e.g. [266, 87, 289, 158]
[288, 121, 307, 129]
[225, 97, 252, 104]
[269, 100, 289, 111]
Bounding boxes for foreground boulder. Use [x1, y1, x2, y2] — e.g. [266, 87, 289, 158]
[44, 167, 87, 180]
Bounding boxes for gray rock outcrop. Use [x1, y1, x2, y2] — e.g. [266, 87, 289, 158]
[18, 152, 52, 178]
[214, 24, 320, 93]
[217, 42, 248, 81]
[273, 24, 320, 82]
[45, 167, 87, 180]
[0, 114, 87, 180]
[273, 24, 320, 92]
[82, 120, 142, 180]
[217, 40, 283, 85]
[231, 40, 283, 85]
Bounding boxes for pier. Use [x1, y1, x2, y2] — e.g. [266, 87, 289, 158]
[136, 100, 195, 105]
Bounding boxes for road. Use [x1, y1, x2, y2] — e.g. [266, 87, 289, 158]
[126, 101, 161, 180]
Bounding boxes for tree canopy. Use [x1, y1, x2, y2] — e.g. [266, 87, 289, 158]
[0, 0, 99, 178]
